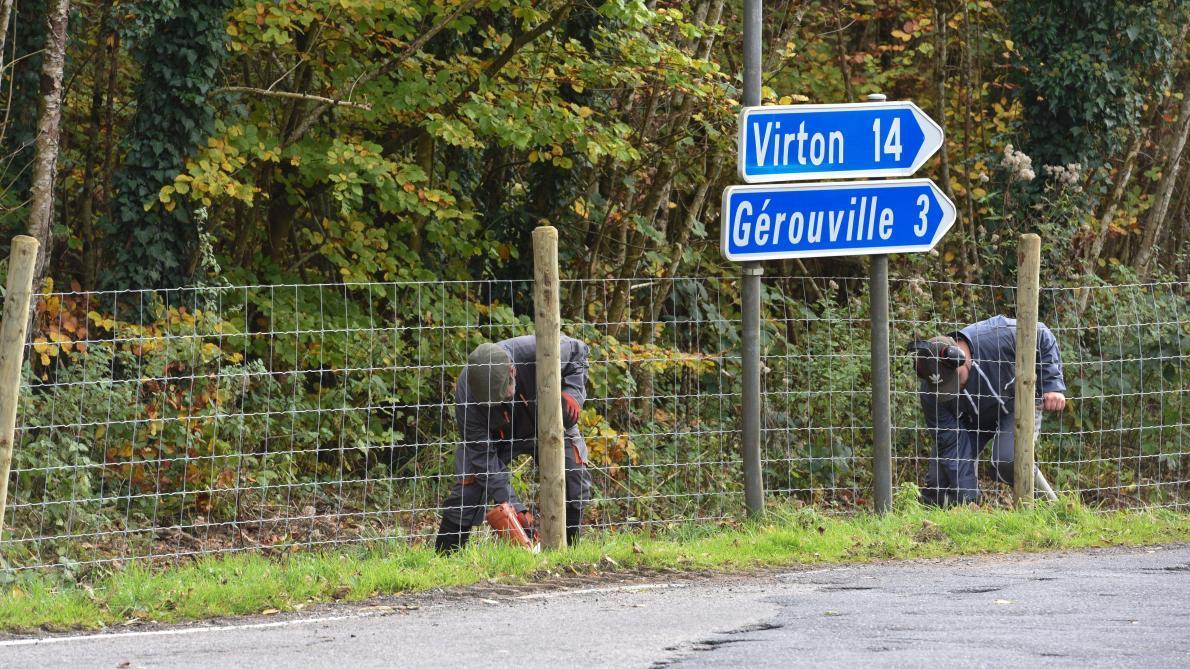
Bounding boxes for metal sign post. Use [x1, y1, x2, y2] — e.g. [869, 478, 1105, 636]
[865, 93, 893, 514]
[724, 86, 953, 514]
[740, 0, 764, 518]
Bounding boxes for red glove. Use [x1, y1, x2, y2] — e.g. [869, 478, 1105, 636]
[517, 510, 536, 541]
[561, 392, 581, 428]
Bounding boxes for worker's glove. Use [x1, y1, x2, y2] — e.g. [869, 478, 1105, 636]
[517, 510, 536, 541]
[561, 392, 581, 428]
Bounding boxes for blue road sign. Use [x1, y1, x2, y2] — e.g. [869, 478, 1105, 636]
[721, 178, 957, 261]
[738, 101, 944, 183]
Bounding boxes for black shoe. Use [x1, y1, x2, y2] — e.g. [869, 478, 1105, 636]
[434, 518, 471, 554]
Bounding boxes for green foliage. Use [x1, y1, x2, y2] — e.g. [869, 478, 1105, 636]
[1006, 0, 1178, 166]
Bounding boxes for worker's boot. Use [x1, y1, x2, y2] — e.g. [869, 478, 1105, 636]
[434, 517, 471, 554]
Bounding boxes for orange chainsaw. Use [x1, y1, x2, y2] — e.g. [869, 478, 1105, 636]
[485, 502, 538, 550]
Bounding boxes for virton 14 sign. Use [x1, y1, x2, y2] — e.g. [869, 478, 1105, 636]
[724, 100, 955, 261]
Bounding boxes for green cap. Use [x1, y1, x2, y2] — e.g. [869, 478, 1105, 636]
[466, 343, 513, 403]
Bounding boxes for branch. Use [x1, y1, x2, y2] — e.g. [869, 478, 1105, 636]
[216, 86, 372, 110]
[286, 0, 481, 146]
[383, 2, 576, 154]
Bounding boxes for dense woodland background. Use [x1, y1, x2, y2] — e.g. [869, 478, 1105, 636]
[0, 1, 1187, 565]
[2, 0, 1186, 292]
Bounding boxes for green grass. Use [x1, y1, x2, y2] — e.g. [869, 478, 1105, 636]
[2, 491, 1187, 633]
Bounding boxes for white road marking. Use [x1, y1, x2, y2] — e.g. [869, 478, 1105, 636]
[0, 612, 378, 647]
[0, 582, 692, 646]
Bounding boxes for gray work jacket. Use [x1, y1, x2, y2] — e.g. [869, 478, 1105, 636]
[454, 335, 590, 503]
[920, 315, 1066, 439]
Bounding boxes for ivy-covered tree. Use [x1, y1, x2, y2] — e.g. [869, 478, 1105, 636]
[101, 0, 231, 289]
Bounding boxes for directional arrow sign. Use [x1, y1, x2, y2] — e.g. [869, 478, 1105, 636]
[738, 101, 944, 183]
[721, 178, 957, 261]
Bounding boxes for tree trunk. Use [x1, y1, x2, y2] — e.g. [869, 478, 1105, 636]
[1075, 132, 1142, 313]
[833, 0, 854, 102]
[1135, 78, 1190, 278]
[1086, 134, 1141, 267]
[959, 1, 980, 279]
[25, 0, 69, 285]
[606, 158, 675, 339]
[935, 4, 954, 203]
[78, 0, 114, 290]
[0, 0, 14, 75]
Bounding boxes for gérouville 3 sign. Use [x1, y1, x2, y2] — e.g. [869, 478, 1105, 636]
[738, 101, 944, 183]
[721, 178, 957, 261]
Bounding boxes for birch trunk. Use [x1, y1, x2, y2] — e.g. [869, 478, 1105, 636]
[26, 0, 70, 284]
[1135, 79, 1190, 278]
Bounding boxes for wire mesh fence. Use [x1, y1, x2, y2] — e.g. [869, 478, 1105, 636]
[1, 276, 1185, 571]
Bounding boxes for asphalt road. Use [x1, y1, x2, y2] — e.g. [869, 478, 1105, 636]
[3, 544, 1187, 668]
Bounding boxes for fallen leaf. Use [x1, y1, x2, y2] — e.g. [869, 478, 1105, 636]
[261, 608, 279, 615]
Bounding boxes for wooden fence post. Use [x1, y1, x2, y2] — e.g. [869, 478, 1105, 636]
[532, 226, 566, 549]
[1013, 234, 1041, 505]
[0, 236, 40, 542]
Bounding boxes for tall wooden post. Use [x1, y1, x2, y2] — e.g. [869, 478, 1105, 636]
[0, 236, 40, 541]
[1013, 234, 1041, 505]
[532, 226, 566, 549]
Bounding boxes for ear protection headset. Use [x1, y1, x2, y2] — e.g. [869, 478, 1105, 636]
[908, 338, 966, 378]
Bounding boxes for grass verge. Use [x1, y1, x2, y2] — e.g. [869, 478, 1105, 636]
[2, 492, 1187, 633]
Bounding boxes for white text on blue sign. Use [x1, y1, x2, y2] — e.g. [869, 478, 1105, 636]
[721, 179, 957, 261]
[738, 102, 944, 183]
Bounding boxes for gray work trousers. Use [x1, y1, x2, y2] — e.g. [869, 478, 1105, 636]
[925, 408, 1041, 505]
[440, 436, 592, 529]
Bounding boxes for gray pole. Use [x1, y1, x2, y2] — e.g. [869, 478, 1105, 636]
[867, 92, 893, 514]
[741, 0, 765, 517]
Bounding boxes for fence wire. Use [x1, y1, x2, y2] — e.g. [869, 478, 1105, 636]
[1, 277, 1185, 570]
